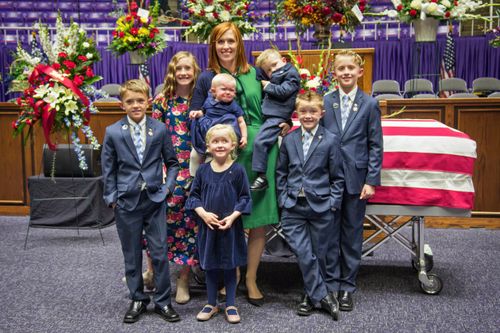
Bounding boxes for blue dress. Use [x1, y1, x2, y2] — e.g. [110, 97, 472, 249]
[190, 95, 244, 155]
[185, 162, 252, 270]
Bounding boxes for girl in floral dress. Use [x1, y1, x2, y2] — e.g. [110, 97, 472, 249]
[145, 51, 201, 304]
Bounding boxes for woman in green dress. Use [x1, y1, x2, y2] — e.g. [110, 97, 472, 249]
[189, 22, 286, 306]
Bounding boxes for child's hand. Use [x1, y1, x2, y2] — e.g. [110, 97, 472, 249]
[218, 215, 236, 230]
[239, 136, 247, 149]
[261, 80, 269, 88]
[360, 184, 376, 200]
[189, 110, 203, 119]
[279, 122, 291, 136]
[199, 211, 220, 230]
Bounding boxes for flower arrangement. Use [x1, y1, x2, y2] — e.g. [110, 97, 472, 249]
[109, 0, 166, 58]
[10, 16, 103, 171]
[387, 0, 483, 22]
[279, 0, 368, 34]
[184, 0, 258, 40]
[288, 48, 335, 96]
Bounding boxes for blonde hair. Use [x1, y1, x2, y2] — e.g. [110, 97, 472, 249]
[333, 49, 364, 68]
[255, 48, 281, 68]
[295, 91, 324, 110]
[208, 22, 250, 74]
[120, 79, 150, 100]
[161, 51, 200, 100]
[205, 124, 238, 160]
[211, 73, 236, 89]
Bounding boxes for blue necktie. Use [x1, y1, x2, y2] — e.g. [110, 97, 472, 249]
[133, 124, 144, 163]
[341, 94, 350, 130]
[303, 131, 312, 158]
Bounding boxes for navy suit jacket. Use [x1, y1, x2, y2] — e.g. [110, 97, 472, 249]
[322, 89, 383, 195]
[260, 63, 300, 119]
[276, 126, 344, 214]
[102, 116, 179, 211]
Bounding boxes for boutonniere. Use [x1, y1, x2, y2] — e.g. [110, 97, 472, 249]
[333, 103, 339, 109]
[318, 134, 323, 141]
[148, 128, 154, 136]
[122, 124, 129, 130]
[353, 104, 359, 112]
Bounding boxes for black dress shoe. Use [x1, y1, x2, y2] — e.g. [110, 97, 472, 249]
[250, 176, 268, 191]
[320, 294, 339, 321]
[296, 294, 314, 316]
[338, 291, 354, 311]
[247, 295, 265, 307]
[154, 304, 181, 322]
[123, 300, 148, 324]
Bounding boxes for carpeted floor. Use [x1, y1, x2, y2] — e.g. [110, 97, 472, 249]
[0, 216, 498, 333]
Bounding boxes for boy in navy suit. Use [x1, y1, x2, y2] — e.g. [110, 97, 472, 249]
[322, 50, 383, 311]
[276, 91, 344, 320]
[102, 80, 180, 324]
[250, 48, 300, 191]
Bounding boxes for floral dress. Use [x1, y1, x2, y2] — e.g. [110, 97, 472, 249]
[152, 95, 198, 266]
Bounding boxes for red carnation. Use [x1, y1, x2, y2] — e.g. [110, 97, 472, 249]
[16, 97, 22, 105]
[86, 67, 94, 78]
[149, 32, 155, 38]
[119, 31, 125, 38]
[11, 121, 18, 129]
[52, 63, 61, 70]
[359, 5, 365, 12]
[63, 60, 76, 69]
[445, 11, 450, 17]
[332, 12, 343, 23]
[359, 0, 367, 6]
[130, 1, 138, 11]
[78, 55, 88, 62]
[112, 31, 118, 37]
[322, 7, 331, 16]
[152, 28, 159, 34]
[311, 87, 317, 92]
[200, 10, 205, 16]
[73, 75, 84, 86]
[300, 73, 308, 79]
[224, 4, 231, 10]
[409, 9, 418, 16]
[397, 4, 403, 11]
[131, 27, 139, 36]
[26, 119, 33, 125]
[213, 12, 219, 19]
[58, 52, 68, 58]
[206, 0, 213, 4]
[431, 0, 437, 2]
[299, 88, 306, 94]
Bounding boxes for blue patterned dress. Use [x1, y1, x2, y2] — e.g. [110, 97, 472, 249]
[152, 95, 198, 266]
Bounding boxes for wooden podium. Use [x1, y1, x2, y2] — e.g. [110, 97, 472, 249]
[251, 48, 375, 94]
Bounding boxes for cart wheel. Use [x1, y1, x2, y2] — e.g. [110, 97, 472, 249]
[420, 273, 443, 295]
[412, 254, 434, 272]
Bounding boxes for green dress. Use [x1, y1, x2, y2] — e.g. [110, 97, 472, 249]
[228, 66, 279, 229]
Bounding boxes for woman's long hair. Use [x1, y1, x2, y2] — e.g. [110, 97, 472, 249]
[208, 22, 250, 75]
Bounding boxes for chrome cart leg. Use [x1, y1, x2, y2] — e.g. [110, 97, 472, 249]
[416, 216, 443, 295]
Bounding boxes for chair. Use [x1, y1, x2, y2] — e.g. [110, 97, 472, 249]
[372, 80, 401, 96]
[95, 97, 120, 102]
[472, 77, 500, 96]
[448, 93, 479, 98]
[439, 78, 468, 94]
[154, 83, 165, 97]
[403, 79, 434, 98]
[412, 93, 438, 99]
[101, 84, 121, 98]
[374, 94, 404, 101]
[488, 92, 500, 98]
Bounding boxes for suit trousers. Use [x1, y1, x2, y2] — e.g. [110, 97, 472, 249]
[252, 116, 286, 173]
[115, 192, 172, 307]
[325, 192, 367, 293]
[281, 198, 335, 304]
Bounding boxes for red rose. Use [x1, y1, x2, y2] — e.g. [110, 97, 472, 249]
[16, 97, 22, 105]
[131, 27, 139, 36]
[130, 1, 138, 11]
[409, 9, 418, 16]
[300, 73, 308, 79]
[112, 31, 117, 37]
[310, 87, 317, 92]
[86, 67, 94, 78]
[52, 63, 61, 70]
[77, 55, 88, 62]
[200, 10, 205, 16]
[359, 0, 367, 6]
[213, 12, 219, 19]
[299, 88, 306, 94]
[224, 4, 231, 10]
[149, 32, 155, 38]
[74, 75, 84, 86]
[332, 12, 343, 23]
[63, 60, 76, 69]
[359, 5, 365, 12]
[431, 0, 437, 2]
[119, 31, 125, 38]
[206, 0, 213, 4]
[26, 119, 32, 125]
[11, 121, 18, 129]
[58, 52, 68, 58]
[397, 4, 403, 11]
[445, 11, 450, 17]
[49, 81, 55, 87]
[322, 7, 331, 16]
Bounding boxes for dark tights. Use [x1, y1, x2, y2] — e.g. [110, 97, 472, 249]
[205, 268, 237, 306]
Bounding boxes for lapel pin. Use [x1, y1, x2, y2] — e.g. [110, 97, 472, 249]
[122, 124, 128, 130]
[353, 104, 359, 112]
[148, 128, 153, 136]
[318, 134, 323, 140]
[333, 103, 339, 109]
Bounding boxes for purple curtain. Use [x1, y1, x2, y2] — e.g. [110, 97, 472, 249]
[1, 36, 499, 102]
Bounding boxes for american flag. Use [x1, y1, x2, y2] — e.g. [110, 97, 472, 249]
[30, 31, 47, 63]
[369, 119, 476, 210]
[439, 27, 456, 97]
[138, 62, 152, 96]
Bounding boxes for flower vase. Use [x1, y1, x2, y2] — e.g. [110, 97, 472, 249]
[129, 50, 146, 65]
[414, 18, 439, 42]
[313, 24, 332, 47]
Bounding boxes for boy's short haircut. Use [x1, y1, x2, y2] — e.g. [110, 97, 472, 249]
[295, 91, 324, 110]
[255, 48, 281, 68]
[120, 79, 150, 100]
[333, 49, 364, 68]
[211, 73, 236, 88]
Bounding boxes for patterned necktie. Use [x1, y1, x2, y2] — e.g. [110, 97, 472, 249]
[133, 123, 144, 163]
[303, 131, 312, 158]
[341, 94, 350, 130]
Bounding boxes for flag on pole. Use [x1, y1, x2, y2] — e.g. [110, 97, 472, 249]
[439, 25, 456, 97]
[138, 62, 152, 97]
[30, 31, 47, 63]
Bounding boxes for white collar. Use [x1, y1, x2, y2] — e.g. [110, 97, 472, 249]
[127, 116, 146, 128]
[339, 87, 358, 102]
[301, 125, 319, 137]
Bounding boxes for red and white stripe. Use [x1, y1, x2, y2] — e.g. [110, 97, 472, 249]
[370, 119, 476, 210]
